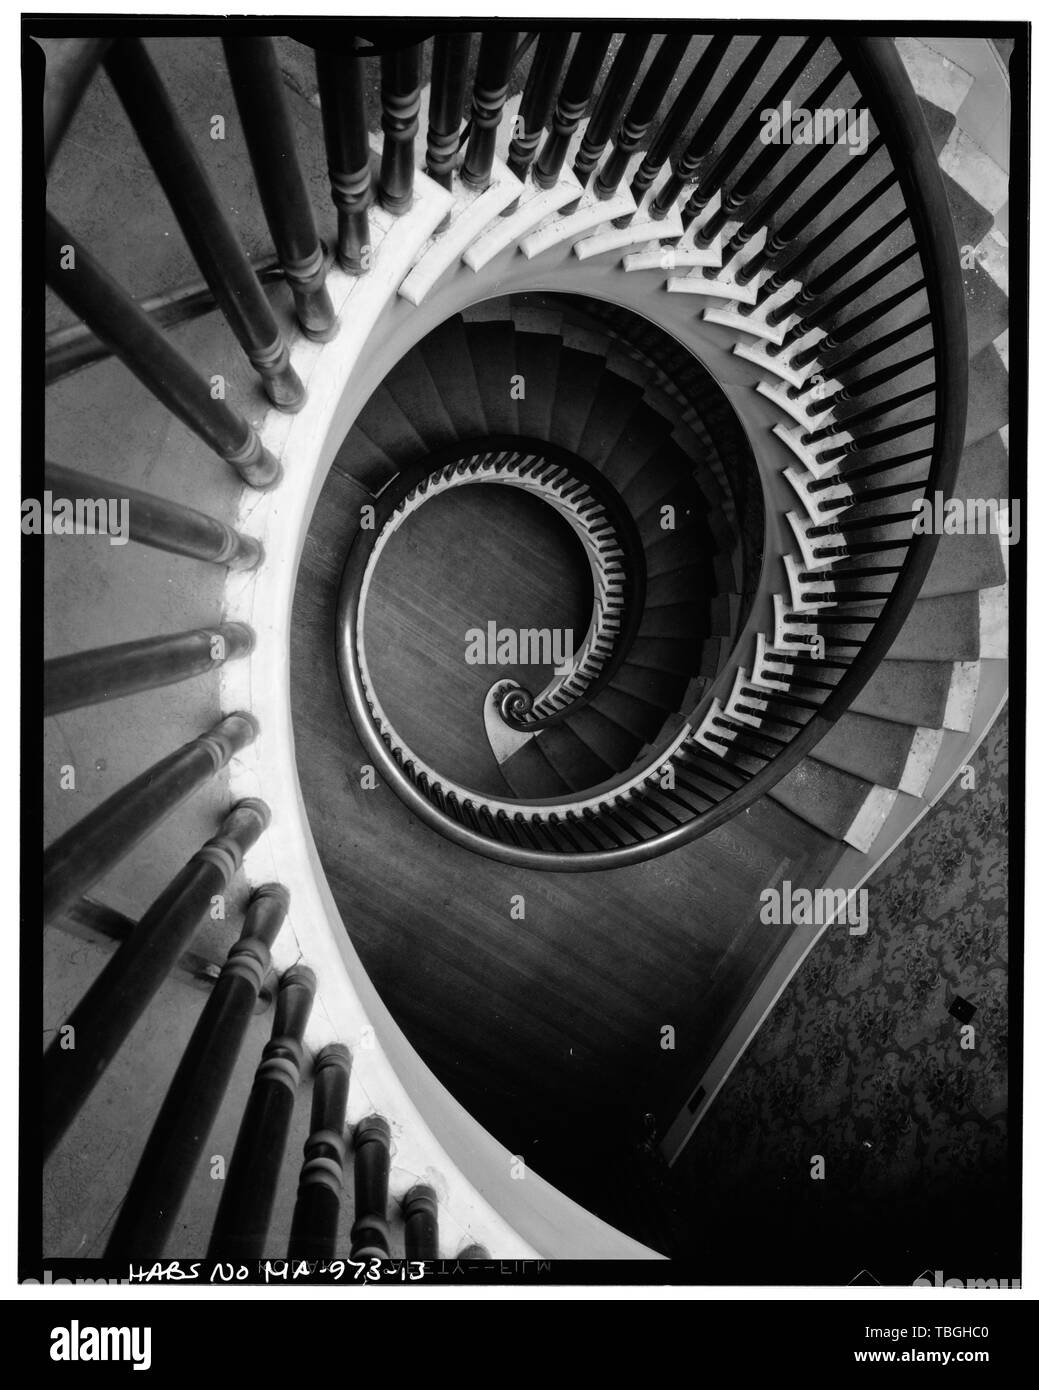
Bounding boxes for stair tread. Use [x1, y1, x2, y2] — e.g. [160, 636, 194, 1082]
[812, 710, 942, 796]
[920, 527, 1007, 598]
[590, 684, 669, 743]
[768, 755, 890, 844]
[382, 351, 458, 453]
[627, 634, 703, 676]
[886, 592, 982, 661]
[637, 603, 713, 641]
[563, 704, 646, 769]
[501, 737, 572, 798]
[466, 320, 521, 436]
[577, 371, 646, 467]
[417, 316, 488, 437]
[611, 661, 693, 710]
[331, 427, 398, 492]
[513, 329, 564, 441]
[536, 721, 618, 791]
[644, 567, 714, 611]
[550, 347, 607, 453]
[598, 406, 676, 493]
[354, 387, 427, 463]
[851, 657, 980, 731]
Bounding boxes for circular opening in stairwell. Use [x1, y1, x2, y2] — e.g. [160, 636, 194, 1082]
[363, 480, 595, 793]
[293, 291, 765, 865]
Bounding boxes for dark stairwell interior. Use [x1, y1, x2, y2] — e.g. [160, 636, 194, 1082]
[289, 294, 834, 1251]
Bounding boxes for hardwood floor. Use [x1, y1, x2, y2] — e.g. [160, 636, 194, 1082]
[292, 474, 845, 1235]
[364, 485, 592, 792]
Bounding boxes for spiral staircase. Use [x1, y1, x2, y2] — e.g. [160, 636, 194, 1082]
[36, 28, 1010, 1264]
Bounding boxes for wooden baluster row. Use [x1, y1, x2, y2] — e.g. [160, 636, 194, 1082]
[735, 138, 886, 289]
[45, 215, 280, 490]
[505, 32, 571, 191]
[696, 59, 848, 256]
[43, 712, 258, 925]
[44, 623, 254, 716]
[103, 38, 304, 412]
[44, 462, 264, 571]
[208, 965, 317, 1260]
[753, 174, 900, 308]
[622, 34, 730, 221]
[650, 36, 776, 220]
[533, 32, 612, 193]
[223, 37, 337, 342]
[105, 884, 290, 1260]
[780, 250, 920, 352]
[796, 313, 929, 389]
[43, 798, 271, 1156]
[594, 34, 689, 201]
[572, 33, 651, 188]
[680, 37, 824, 230]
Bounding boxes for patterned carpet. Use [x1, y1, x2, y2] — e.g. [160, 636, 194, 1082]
[672, 708, 1014, 1284]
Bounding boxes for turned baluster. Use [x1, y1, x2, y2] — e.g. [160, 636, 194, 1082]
[693, 59, 848, 250]
[426, 33, 474, 190]
[350, 1115, 392, 1259]
[402, 1184, 439, 1260]
[681, 37, 823, 228]
[45, 215, 280, 489]
[594, 35, 689, 200]
[650, 36, 775, 219]
[505, 32, 571, 193]
[105, 885, 290, 1259]
[460, 31, 520, 192]
[207, 966, 317, 1260]
[44, 462, 264, 570]
[754, 175, 900, 306]
[104, 38, 304, 411]
[623, 35, 730, 222]
[44, 624, 254, 716]
[572, 34, 651, 188]
[223, 36, 336, 342]
[43, 798, 271, 1155]
[378, 42, 423, 213]
[735, 139, 886, 290]
[43, 712, 259, 924]
[532, 32, 612, 191]
[287, 1044, 353, 1259]
[316, 49, 373, 274]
